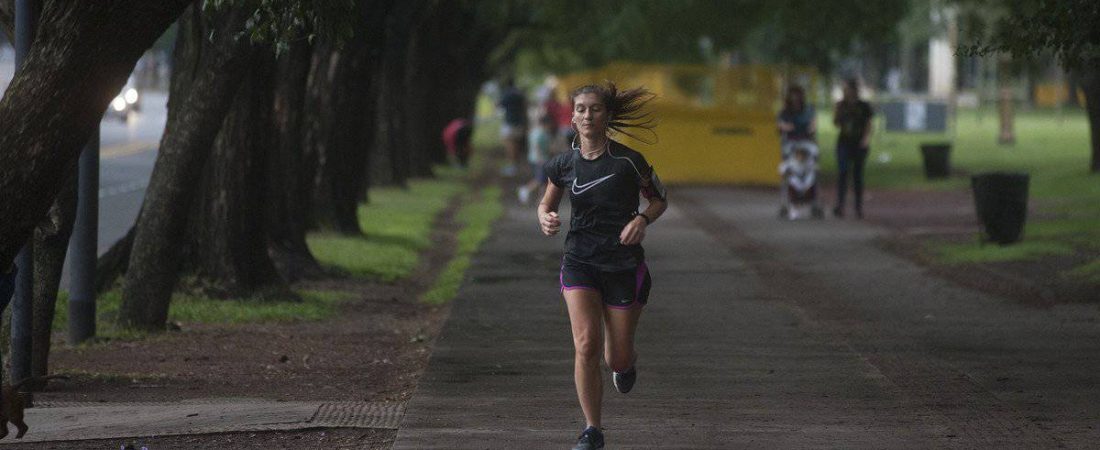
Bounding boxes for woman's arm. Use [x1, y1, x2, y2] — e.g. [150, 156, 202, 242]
[538, 181, 563, 236]
[777, 118, 794, 133]
[641, 197, 668, 223]
[620, 182, 668, 246]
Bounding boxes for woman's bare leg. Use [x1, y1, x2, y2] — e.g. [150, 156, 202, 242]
[564, 289, 605, 428]
[604, 306, 643, 373]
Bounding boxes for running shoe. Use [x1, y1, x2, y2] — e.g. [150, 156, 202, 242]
[612, 366, 637, 394]
[572, 426, 604, 450]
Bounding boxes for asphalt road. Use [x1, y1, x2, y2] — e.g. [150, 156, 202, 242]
[59, 91, 165, 287]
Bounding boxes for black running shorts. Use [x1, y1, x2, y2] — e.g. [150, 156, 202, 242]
[560, 259, 651, 309]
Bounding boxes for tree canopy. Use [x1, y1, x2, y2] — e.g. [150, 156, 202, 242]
[958, 0, 1100, 67]
[507, 0, 910, 75]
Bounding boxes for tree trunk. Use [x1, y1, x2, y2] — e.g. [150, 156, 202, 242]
[95, 225, 134, 294]
[119, 6, 255, 331]
[402, 2, 442, 177]
[370, 1, 427, 188]
[396, 1, 499, 176]
[180, 51, 294, 300]
[302, 43, 368, 234]
[0, 0, 189, 270]
[30, 165, 77, 388]
[301, 2, 377, 232]
[1078, 65, 1100, 173]
[426, 5, 504, 166]
[427, 2, 499, 166]
[266, 41, 324, 281]
[998, 86, 1016, 145]
[1066, 71, 1083, 108]
[0, 3, 14, 43]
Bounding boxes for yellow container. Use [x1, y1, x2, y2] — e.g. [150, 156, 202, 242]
[616, 104, 780, 185]
[1033, 82, 1086, 108]
[558, 62, 812, 185]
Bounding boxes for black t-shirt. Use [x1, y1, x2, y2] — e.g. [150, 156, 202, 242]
[778, 106, 815, 141]
[835, 100, 873, 148]
[499, 88, 527, 126]
[545, 141, 659, 271]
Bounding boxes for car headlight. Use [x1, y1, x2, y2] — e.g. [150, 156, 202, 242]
[124, 88, 139, 104]
[111, 97, 127, 112]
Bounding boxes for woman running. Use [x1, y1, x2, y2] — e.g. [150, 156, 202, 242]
[537, 82, 668, 450]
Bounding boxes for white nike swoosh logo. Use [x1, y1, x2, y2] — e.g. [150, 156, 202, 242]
[571, 174, 616, 195]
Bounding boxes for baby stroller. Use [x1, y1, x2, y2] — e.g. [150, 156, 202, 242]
[778, 139, 824, 220]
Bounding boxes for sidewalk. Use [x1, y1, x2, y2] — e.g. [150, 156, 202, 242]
[394, 186, 1100, 449]
[5, 399, 402, 444]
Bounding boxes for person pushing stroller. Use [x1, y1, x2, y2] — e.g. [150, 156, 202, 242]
[776, 85, 823, 219]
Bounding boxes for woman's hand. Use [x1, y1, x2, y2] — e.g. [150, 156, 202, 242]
[540, 211, 561, 236]
[619, 216, 647, 245]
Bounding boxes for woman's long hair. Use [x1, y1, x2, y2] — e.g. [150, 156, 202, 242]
[571, 81, 657, 143]
[782, 85, 806, 114]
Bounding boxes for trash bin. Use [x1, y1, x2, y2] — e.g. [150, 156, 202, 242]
[971, 172, 1029, 245]
[920, 143, 951, 179]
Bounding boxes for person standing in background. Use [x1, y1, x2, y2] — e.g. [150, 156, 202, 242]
[517, 115, 554, 204]
[498, 78, 528, 177]
[544, 87, 575, 151]
[832, 78, 874, 219]
[777, 85, 817, 156]
[442, 118, 473, 168]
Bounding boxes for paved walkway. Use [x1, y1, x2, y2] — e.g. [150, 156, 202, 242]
[394, 186, 1100, 449]
[3, 399, 402, 444]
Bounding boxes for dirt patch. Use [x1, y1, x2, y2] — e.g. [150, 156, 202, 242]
[863, 187, 1100, 307]
[38, 284, 447, 403]
[24, 188, 468, 448]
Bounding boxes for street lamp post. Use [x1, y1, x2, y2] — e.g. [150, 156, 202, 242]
[69, 126, 99, 344]
[11, 0, 41, 400]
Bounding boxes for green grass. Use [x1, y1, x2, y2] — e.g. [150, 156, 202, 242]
[934, 239, 1076, 264]
[815, 107, 1094, 194]
[308, 173, 466, 281]
[422, 186, 504, 305]
[816, 106, 1098, 271]
[56, 369, 172, 382]
[166, 290, 354, 324]
[50, 289, 355, 340]
[1065, 260, 1100, 283]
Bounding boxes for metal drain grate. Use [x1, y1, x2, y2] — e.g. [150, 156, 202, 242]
[310, 402, 405, 429]
[17, 399, 407, 442]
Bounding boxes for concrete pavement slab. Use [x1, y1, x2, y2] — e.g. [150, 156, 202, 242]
[4, 399, 403, 444]
[395, 185, 1100, 448]
[394, 190, 965, 449]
